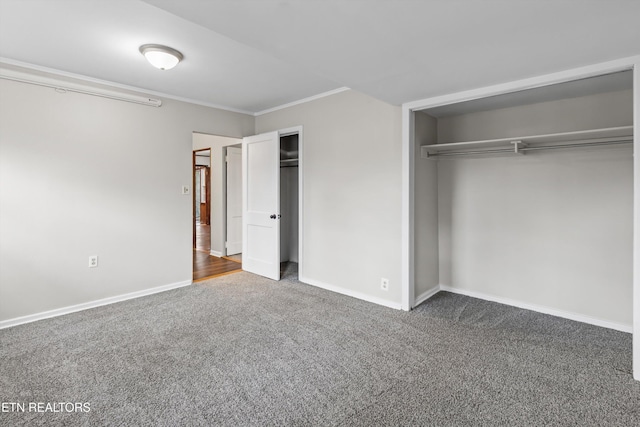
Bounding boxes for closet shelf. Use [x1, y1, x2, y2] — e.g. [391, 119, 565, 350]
[420, 126, 634, 159]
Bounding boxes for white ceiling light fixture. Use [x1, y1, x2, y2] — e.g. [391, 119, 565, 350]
[139, 44, 183, 70]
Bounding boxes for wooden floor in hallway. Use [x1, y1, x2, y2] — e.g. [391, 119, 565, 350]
[193, 250, 242, 281]
[195, 222, 211, 252]
[193, 222, 242, 281]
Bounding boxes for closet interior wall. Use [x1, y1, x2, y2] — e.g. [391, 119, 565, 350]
[280, 134, 299, 263]
[414, 88, 634, 328]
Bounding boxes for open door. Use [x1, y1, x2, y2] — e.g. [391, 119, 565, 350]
[226, 146, 242, 255]
[242, 131, 280, 280]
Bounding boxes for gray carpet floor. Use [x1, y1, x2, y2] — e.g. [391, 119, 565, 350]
[1, 263, 639, 426]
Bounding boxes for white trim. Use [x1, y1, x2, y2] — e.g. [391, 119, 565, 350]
[299, 276, 402, 310]
[254, 87, 351, 116]
[298, 126, 304, 278]
[401, 106, 414, 311]
[633, 61, 640, 381]
[0, 280, 192, 330]
[404, 55, 640, 111]
[414, 286, 440, 307]
[440, 286, 632, 333]
[210, 250, 223, 258]
[278, 126, 304, 137]
[0, 57, 254, 115]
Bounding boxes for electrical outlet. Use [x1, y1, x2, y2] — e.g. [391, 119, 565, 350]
[181, 185, 190, 195]
[381, 278, 389, 291]
[89, 255, 98, 268]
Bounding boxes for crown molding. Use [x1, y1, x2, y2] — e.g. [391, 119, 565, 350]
[254, 87, 351, 116]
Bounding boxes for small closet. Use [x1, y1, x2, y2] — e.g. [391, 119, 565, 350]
[413, 71, 634, 330]
[280, 134, 299, 264]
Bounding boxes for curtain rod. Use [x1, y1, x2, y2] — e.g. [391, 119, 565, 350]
[0, 74, 162, 107]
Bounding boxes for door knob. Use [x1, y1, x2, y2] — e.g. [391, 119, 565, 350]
[270, 214, 276, 219]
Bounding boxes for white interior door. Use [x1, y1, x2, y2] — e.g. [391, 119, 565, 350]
[225, 146, 242, 255]
[242, 131, 280, 280]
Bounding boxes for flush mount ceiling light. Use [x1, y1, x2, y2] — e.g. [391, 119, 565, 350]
[139, 44, 183, 70]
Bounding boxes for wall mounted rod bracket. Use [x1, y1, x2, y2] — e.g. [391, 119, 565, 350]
[511, 140, 526, 155]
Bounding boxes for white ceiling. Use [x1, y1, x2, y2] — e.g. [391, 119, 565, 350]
[1, 0, 639, 115]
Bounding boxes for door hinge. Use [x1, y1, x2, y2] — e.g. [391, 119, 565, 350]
[226, 155, 229, 163]
[225, 241, 229, 248]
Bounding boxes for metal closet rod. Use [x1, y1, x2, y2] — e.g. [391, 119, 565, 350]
[280, 158, 299, 168]
[428, 138, 633, 158]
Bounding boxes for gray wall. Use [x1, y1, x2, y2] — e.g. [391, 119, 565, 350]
[437, 90, 633, 142]
[413, 111, 439, 299]
[256, 90, 403, 306]
[433, 90, 633, 326]
[0, 69, 253, 322]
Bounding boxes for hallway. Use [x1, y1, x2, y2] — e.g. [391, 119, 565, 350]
[194, 222, 241, 281]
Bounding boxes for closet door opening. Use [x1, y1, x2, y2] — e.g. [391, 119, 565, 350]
[242, 127, 303, 281]
[414, 70, 634, 327]
[404, 63, 639, 380]
[280, 134, 299, 278]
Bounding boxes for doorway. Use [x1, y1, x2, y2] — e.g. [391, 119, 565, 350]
[192, 146, 242, 281]
[242, 127, 303, 281]
[279, 134, 299, 277]
[401, 59, 639, 380]
[193, 149, 211, 252]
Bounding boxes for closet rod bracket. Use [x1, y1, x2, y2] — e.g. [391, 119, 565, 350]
[511, 140, 526, 155]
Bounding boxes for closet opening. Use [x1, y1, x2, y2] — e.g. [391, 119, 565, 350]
[410, 69, 635, 330]
[241, 126, 303, 281]
[280, 134, 299, 277]
[404, 63, 639, 381]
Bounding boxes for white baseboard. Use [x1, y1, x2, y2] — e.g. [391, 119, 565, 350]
[210, 250, 223, 257]
[0, 280, 192, 330]
[414, 286, 440, 307]
[439, 285, 632, 333]
[299, 275, 402, 310]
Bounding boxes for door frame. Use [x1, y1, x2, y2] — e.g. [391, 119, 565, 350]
[401, 55, 640, 380]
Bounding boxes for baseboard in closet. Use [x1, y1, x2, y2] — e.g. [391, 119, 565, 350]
[439, 285, 632, 333]
[413, 286, 440, 307]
